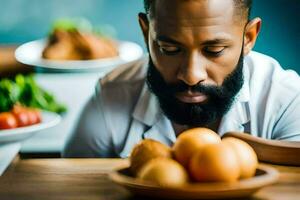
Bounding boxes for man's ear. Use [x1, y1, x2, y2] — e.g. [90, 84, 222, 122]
[243, 17, 262, 55]
[138, 13, 150, 46]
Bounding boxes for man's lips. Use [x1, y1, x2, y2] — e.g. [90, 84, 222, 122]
[175, 91, 208, 103]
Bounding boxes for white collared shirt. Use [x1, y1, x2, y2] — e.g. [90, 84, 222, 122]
[63, 51, 300, 158]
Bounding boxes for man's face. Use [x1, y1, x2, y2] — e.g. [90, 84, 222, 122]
[141, 0, 249, 126]
[147, 50, 244, 126]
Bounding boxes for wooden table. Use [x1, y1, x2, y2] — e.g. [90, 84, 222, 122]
[0, 158, 299, 200]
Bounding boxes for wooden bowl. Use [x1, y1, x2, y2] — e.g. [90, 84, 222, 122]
[109, 165, 279, 199]
[222, 132, 300, 166]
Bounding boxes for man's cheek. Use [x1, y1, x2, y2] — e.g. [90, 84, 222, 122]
[157, 62, 179, 83]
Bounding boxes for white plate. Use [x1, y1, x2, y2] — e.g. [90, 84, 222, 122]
[15, 39, 144, 72]
[0, 112, 61, 144]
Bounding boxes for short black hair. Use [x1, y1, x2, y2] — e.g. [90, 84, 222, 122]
[144, 0, 252, 20]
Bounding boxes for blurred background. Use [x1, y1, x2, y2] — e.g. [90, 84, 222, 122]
[0, 0, 299, 71]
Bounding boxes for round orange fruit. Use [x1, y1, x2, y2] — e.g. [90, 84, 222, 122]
[189, 143, 240, 182]
[138, 158, 189, 187]
[173, 128, 221, 168]
[222, 137, 258, 179]
[130, 139, 172, 175]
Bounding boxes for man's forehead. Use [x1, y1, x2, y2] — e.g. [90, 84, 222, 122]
[152, 0, 235, 27]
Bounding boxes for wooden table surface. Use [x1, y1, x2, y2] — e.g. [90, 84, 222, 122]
[0, 158, 299, 200]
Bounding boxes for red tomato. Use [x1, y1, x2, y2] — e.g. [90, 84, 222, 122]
[0, 112, 18, 130]
[12, 105, 30, 127]
[12, 105, 42, 127]
[11, 105, 43, 127]
[27, 109, 41, 125]
[32, 109, 42, 124]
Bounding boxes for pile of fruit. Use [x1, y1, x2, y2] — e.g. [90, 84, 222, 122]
[129, 128, 258, 187]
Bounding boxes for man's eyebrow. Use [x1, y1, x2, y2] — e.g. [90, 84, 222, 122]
[202, 39, 232, 45]
[156, 35, 182, 45]
[156, 36, 232, 46]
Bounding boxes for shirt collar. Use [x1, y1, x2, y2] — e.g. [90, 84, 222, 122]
[132, 83, 161, 127]
[235, 61, 250, 103]
[218, 60, 251, 135]
[120, 84, 174, 158]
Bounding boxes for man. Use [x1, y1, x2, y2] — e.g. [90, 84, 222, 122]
[63, 0, 300, 158]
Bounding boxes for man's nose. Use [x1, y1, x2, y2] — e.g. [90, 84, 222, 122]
[177, 50, 208, 86]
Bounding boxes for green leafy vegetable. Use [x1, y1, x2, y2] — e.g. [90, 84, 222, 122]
[50, 17, 117, 38]
[51, 17, 93, 33]
[0, 74, 67, 113]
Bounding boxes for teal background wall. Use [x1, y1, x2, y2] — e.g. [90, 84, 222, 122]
[251, 0, 300, 71]
[0, 0, 299, 71]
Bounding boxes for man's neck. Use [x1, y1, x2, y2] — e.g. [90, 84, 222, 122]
[172, 119, 221, 136]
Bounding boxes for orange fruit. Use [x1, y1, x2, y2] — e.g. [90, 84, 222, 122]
[173, 128, 221, 168]
[138, 158, 189, 187]
[189, 143, 240, 182]
[130, 139, 172, 175]
[222, 137, 258, 179]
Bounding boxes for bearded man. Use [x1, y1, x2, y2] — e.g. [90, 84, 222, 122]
[64, 0, 300, 157]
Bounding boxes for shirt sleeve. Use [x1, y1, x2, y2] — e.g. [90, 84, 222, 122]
[62, 92, 115, 158]
[272, 92, 300, 141]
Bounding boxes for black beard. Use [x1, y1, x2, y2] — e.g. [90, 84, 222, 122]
[146, 52, 244, 127]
